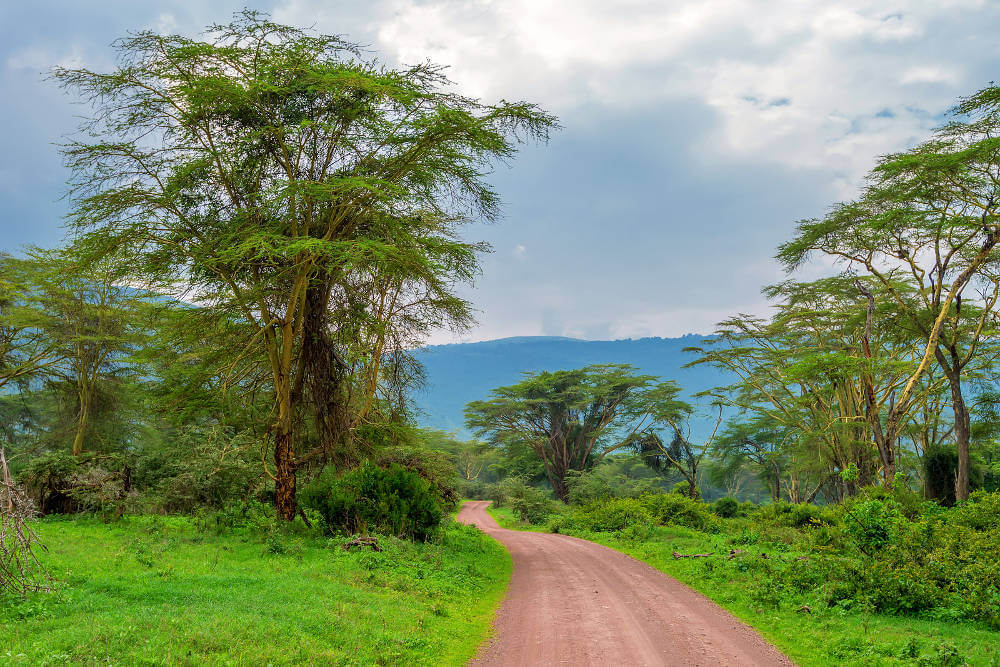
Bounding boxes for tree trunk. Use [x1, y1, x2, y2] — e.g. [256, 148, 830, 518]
[302, 279, 353, 467]
[856, 280, 895, 488]
[274, 424, 297, 522]
[545, 461, 570, 503]
[937, 347, 972, 502]
[72, 390, 90, 456]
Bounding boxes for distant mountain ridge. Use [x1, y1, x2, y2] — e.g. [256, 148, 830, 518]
[412, 335, 733, 436]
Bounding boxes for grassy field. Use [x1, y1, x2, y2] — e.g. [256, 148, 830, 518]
[488, 504, 1000, 667]
[2, 512, 511, 665]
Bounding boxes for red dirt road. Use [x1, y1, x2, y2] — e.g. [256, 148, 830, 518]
[457, 501, 793, 666]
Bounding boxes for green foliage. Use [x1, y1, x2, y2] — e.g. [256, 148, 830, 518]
[18, 452, 132, 516]
[842, 499, 903, 553]
[713, 497, 739, 518]
[754, 501, 840, 529]
[570, 498, 655, 532]
[300, 463, 443, 540]
[487, 476, 555, 524]
[375, 445, 461, 510]
[564, 458, 661, 505]
[951, 490, 1000, 531]
[640, 493, 715, 530]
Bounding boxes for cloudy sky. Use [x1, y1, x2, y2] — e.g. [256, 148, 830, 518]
[2, 1, 999, 343]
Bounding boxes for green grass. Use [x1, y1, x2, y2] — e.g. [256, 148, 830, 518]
[562, 524, 1000, 666]
[488, 500, 1000, 666]
[2, 513, 511, 665]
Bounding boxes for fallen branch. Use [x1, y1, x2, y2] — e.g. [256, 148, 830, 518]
[343, 536, 382, 552]
[1, 446, 52, 596]
[672, 551, 713, 559]
[727, 549, 744, 559]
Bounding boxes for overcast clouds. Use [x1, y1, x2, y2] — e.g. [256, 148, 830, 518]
[2, 1, 999, 343]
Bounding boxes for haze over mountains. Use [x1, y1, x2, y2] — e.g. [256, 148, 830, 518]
[412, 335, 733, 436]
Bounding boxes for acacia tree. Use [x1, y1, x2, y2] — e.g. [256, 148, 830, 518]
[689, 277, 940, 498]
[778, 84, 1000, 496]
[464, 365, 674, 501]
[0, 255, 62, 395]
[628, 406, 722, 499]
[27, 250, 150, 457]
[56, 12, 555, 519]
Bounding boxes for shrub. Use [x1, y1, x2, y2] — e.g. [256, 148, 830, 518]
[842, 499, 902, 554]
[376, 446, 460, 510]
[640, 493, 714, 530]
[950, 490, 1000, 531]
[572, 498, 654, 532]
[19, 452, 133, 516]
[490, 477, 555, 524]
[753, 501, 839, 529]
[299, 462, 443, 540]
[564, 467, 657, 505]
[713, 497, 739, 518]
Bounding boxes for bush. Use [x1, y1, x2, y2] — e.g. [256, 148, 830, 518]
[19, 452, 134, 516]
[752, 501, 839, 528]
[713, 497, 739, 518]
[571, 498, 654, 532]
[299, 462, 443, 540]
[564, 467, 657, 505]
[640, 493, 714, 530]
[842, 499, 902, 554]
[376, 446, 460, 510]
[950, 490, 1000, 531]
[489, 477, 555, 524]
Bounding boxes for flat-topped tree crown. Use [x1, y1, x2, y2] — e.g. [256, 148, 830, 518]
[54, 10, 556, 519]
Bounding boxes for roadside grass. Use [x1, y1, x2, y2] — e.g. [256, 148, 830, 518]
[1, 513, 511, 665]
[564, 525, 1000, 666]
[488, 501, 1000, 666]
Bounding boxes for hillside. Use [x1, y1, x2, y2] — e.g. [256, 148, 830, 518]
[411, 335, 732, 435]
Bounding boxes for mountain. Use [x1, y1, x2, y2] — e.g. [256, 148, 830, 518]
[411, 335, 733, 436]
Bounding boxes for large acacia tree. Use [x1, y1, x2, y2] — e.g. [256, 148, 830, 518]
[464, 364, 682, 501]
[55, 11, 555, 519]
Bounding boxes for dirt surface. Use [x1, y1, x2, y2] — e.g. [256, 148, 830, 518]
[457, 501, 793, 666]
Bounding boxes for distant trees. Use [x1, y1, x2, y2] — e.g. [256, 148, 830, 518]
[54, 11, 555, 519]
[465, 365, 689, 501]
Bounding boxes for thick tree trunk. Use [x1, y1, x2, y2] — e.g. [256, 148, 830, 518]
[934, 346, 972, 502]
[274, 425, 297, 522]
[302, 279, 353, 467]
[949, 377, 972, 501]
[72, 391, 90, 457]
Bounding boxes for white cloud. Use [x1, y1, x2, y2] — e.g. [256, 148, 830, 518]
[328, 0, 991, 188]
[513, 244, 527, 260]
[5, 46, 86, 72]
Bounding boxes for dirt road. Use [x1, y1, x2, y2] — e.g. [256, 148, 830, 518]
[457, 501, 792, 666]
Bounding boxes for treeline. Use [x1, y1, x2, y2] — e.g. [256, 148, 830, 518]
[464, 84, 1000, 509]
[0, 11, 554, 531]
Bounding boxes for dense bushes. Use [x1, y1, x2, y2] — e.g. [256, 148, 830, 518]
[300, 463, 444, 540]
[19, 452, 133, 515]
[546, 493, 715, 534]
[487, 476, 556, 524]
[505, 484, 1000, 626]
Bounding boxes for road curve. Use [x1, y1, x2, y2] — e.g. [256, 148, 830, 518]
[458, 500, 792, 667]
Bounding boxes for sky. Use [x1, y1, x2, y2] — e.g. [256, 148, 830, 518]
[2, 1, 999, 344]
